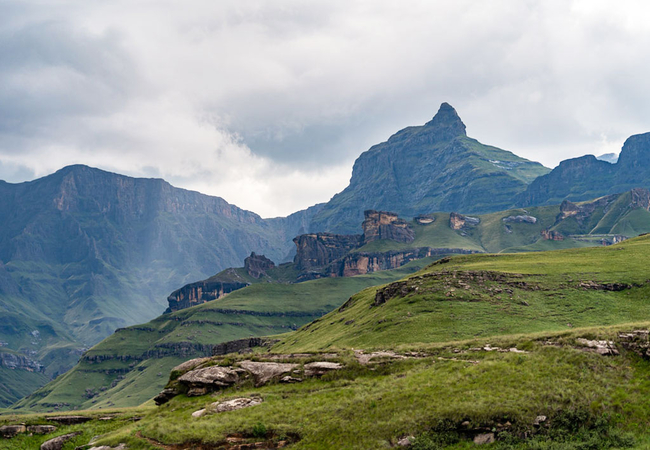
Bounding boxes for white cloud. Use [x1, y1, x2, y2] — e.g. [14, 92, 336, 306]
[2, 1, 650, 216]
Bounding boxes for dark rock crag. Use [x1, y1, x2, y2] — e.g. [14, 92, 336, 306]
[243, 252, 275, 279]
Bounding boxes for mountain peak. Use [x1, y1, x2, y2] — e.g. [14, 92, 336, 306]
[423, 102, 466, 139]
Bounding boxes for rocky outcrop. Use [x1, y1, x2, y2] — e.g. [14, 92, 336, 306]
[156, 356, 344, 404]
[415, 214, 436, 224]
[502, 215, 537, 224]
[293, 233, 362, 271]
[322, 247, 479, 278]
[449, 212, 480, 230]
[193, 397, 264, 418]
[541, 229, 564, 241]
[243, 252, 275, 279]
[237, 361, 299, 386]
[40, 432, 82, 450]
[165, 279, 249, 313]
[361, 210, 414, 244]
[0, 425, 26, 438]
[0, 351, 43, 372]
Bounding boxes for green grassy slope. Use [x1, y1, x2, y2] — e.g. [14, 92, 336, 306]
[8, 240, 650, 448]
[354, 192, 649, 256]
[13, 260, 434, 412]
[274, 235, 650, 353]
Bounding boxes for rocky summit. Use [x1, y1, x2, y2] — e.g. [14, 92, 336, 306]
[309, 103, 550, 234]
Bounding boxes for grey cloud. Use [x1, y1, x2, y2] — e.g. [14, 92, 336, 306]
[1, 0, 650, 216]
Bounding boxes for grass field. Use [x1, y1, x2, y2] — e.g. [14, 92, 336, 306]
[5, 237, 650, 448]
[12, 259, 435, 412]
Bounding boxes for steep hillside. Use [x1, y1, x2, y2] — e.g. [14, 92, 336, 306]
[518, 132, 650, 206]
[275, 234, 650, 352]
[0, 165, 321, 405]
[309, 103, 550, 234]
[13, 260, 431, 412]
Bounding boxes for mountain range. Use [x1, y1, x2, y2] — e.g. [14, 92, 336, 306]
[3, 102, 650, 409]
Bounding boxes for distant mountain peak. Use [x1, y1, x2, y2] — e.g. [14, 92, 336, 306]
[423, 102, 466, 139]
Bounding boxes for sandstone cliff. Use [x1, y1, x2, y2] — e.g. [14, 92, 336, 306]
[361, 210, 415, 244]
[165, 280, 249, 313]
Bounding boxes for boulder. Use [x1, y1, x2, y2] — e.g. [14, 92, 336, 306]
[178, 365, 245, 387]
[191, 408, 206, 418]
[40, 432, 81, 450]
[304, 362, 343, 377]
[154, 388, 180, 405]
[0, 424, 26, 438]
[576, 338, 619, 355]
[171, 357, 212, 374]
[237, 361, 298, 386]
[27, 425, 57, 434]
[473, 433, 495, 445]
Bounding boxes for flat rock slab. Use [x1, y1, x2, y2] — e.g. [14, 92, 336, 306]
[304, 361, 343, 377]
[213, 397, 263, 413]
[47, 415, 92, 425]
[354, 350, 406, 365]
[178, 366, 245, 387]
[576, 338, 619, 355]
[473, 433, 495, 445]
[0, 424, 26, 438]
[88, 445, 128, 450]
[171, 357, 212, 374]
[28, 425, 57, 434]
[40, 431, 81, 450]
[238, 360, 298, 386]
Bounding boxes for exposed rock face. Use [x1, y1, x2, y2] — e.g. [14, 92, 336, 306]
[618, 330, 650, 357]
[177, 366, 247, 397]
[237, 361, 299, 386]
[157, 357, 344, 404]
[244, 252, 275, 279]
[323, 248, 479, 279]
[28, 425, 57, 434]
[212, 397, 263, 413]
[40, 431, 81, 450]
[293, 233, 362, 271]
[541, 229, 564, 241]
[165, 279, 249, 313]
[502, 215, 537, 224]
[0, 424, 26, 438]
[310, 103, 549, 234]
[0, 351, 43, 372]
[361, 210, 414, 244]
[303, 361, 343, 377]
[415, 214, 436, 224]
[518, 132, 650, 206]
[449, 212, 480, 230]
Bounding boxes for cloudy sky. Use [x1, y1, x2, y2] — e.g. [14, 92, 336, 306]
[1, 1, 650, 217]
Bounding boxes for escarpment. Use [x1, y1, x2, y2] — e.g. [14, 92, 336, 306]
[165, 280, 249, 313]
